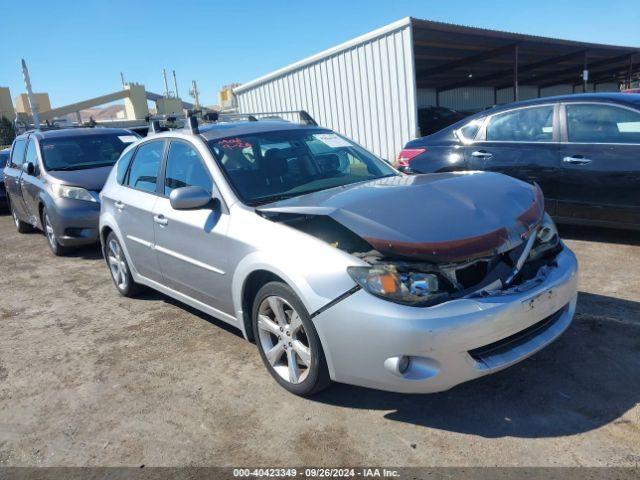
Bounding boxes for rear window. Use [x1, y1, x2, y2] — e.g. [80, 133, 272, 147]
[41, 134, 136, 171]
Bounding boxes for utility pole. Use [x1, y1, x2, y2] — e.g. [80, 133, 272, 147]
[21, 59, 40, 129]
[172, 70, 179, 98]
[120, 72, 126, 89]
[189, 80, 200, 110]
[162, 68, 170, 97]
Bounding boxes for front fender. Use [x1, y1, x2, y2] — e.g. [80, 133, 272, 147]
[231, 250, 355, 326]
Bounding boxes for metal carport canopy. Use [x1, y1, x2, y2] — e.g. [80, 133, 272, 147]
[233, 17, 639, 160]
[412, 18, 639, 98]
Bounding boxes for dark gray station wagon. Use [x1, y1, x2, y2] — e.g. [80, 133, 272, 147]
[4, 128, 137, 255]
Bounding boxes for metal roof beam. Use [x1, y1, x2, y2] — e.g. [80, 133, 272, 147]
[418, 43, 519, 77]
[432, 49, 588, 92]
[566, 64, 640, 87]
[536, 53, 637, 88]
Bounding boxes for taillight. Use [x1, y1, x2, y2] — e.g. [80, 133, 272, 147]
[396, 148, 426, 168]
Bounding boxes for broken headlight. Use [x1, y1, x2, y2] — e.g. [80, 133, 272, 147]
[347, 265, 449, 306]
[528, 213, 560, 260]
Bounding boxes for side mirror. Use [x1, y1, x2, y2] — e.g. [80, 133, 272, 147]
[22, 162, 35, 175]
[169, 186, 212, 210]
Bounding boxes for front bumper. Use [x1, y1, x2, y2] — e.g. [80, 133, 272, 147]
[48, 199, 101, 246]
[314, 245, 578, 393]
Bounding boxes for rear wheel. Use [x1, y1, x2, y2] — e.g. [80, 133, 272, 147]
[105, 231, 142, 297]
[42, 208, 69, 256]
[252, 281, 331, 396]
[10, 199, 33, 233]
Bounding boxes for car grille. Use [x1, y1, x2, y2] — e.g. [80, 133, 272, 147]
[468, 304, 568, 369]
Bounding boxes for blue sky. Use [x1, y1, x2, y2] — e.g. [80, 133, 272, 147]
[1, 0, 639, 108]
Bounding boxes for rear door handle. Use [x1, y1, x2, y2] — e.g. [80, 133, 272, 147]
[153, 214, 168, 226]
[471, 150, 493, 159]
[114, 201, 125, 210]
[563, 156, 592, 165]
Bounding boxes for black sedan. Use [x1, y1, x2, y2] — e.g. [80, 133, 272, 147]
[398, 93, 640, 231]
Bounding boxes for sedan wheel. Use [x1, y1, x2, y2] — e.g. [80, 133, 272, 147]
[104, 232, 141, 297]
[252, 281, 331, 396]
[107, 238, 129, 291]
[257, 295, 312, 384]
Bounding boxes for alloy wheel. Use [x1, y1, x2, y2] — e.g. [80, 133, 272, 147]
[107, 238, 129, 291]
[44, 214, 57, 250]
[257, 295, 312, 384]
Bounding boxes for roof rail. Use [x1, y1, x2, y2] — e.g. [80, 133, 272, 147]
[226, 110, 317, 126]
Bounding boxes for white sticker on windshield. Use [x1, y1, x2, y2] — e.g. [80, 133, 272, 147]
[118, 135, 138, 143]
[313, 133, 352, 148]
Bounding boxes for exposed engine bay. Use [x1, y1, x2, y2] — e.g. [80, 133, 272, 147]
[258, 208, 561, 307]
[257, 172, 561, 307]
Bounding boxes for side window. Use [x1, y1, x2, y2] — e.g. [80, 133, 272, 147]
[566, 104, 640, 144]
[458, 119, 483, 141]
[116, 148, 135, 185]
[10, 139, 27, 167]
[486, 106, 554, 142]
[164, 141, 213, 196]
[126, 141, 164, 193]
[24, 139, 38, 167]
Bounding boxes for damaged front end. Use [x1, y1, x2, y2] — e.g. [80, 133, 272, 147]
[346, 212, 562, 307]
[257, 173, 563, 308]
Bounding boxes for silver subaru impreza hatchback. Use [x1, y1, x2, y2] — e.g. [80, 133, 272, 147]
[99, 118, 578, 396]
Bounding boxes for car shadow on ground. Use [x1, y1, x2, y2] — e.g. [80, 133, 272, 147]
[312, 291, 640, 439]
[64, 243, 104, 260]
[134, 288, 245, 339]
[558, 224, 640, 246]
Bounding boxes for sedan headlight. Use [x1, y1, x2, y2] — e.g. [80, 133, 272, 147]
[529, 213, 560, 260]
[51, 184, 97, 203]
[348, 265, 449, 306]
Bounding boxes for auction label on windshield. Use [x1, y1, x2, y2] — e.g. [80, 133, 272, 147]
[313, 133, 352, 148]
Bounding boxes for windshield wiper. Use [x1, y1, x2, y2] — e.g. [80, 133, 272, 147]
[48, 162, 114, 171]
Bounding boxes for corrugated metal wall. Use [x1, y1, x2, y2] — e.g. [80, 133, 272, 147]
[235, 21, 417, 161]
[496, 86, 538, 104]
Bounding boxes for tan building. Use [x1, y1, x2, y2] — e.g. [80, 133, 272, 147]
[15, 92, 52, 115]
[0, 87, 16, 121]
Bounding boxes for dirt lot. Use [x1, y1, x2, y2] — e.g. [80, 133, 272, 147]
[0, 212, 639, 467]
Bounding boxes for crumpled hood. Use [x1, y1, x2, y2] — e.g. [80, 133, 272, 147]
[257, 172, 544, 262]
[46, 165, 113, 191]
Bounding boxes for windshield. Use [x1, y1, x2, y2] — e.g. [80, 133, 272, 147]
[208, 128, 398, 205]
[41, 134, 134, 171]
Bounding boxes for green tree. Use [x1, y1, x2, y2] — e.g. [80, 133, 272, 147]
[0, 116, 16, 147]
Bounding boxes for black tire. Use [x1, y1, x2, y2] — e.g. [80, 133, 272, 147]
[9, 198, 33, 233]
[252, 281, 331, 396]
[41, 208, 70, 256]
[105, 231, 142, 297]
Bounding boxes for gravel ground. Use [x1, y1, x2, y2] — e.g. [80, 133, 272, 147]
[0, 212, 638, 467]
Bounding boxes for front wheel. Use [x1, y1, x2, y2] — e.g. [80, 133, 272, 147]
[105, 231, 142, 297]
[252, 281, 331, 396]
[42, 208, 69, 256]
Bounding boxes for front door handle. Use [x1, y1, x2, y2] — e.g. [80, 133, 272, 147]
[471, 150, 493, 159]
[153, 214, 168, 226]
[563, 156, 592, 165]
[114, 201, 125, 210]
